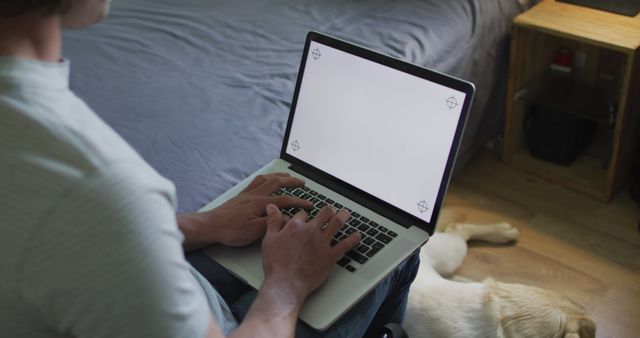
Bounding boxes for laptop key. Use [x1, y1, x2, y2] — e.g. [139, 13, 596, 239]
[337, 257, 351, 267]
[288, 207, 302, 215]
[330, 239, 338, 247]
[300, 186, 310, 192]
[351, 211, 361, 218]
[365, 247, 380, 258]
[309, 190, 318, 196]
[300, 193, 312, 200]
[317, 194, 326, 200]
[348, 219, 361, 227]
[345, 228, 356, 235]
[371, 242, 384, 251]
[309, 197, 319, 204]
[292, 189, 304, 197]
[366, 228, 379, 237]
[316, 201, 327, 209]
[357, 223, 370, 232]
[363, 237, 375, 246]
[378, 225, 388, 233]
[360, 216, 370, 223]
[345, 250, 368, 264]
[325, 198, 335, 205]
[370, 221, 379, 228]
[387, 231, 398, 238]
[334, 202, 343, 209]
[376, 233, 392, 244]
[345, 265, 356, 272]
[356, 244, 369, 254]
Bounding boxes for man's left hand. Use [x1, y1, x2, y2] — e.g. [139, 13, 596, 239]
[177, 173, 312, 251]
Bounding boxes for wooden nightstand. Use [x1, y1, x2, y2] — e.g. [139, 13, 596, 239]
[502, 0, 640, 201]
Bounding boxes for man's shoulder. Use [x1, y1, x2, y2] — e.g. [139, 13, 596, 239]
[0, 86, 176, 246]
[1, 86, 146, 174]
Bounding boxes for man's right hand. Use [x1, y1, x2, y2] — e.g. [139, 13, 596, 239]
[261, 204, 361, 305]
[215, 204, 361, 338]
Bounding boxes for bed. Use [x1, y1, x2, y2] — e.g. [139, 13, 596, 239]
[63, 0, 530, 214]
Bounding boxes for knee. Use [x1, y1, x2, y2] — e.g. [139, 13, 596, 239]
[402, 250, 421, 280]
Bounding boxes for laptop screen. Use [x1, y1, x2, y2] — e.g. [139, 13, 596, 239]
[285, 40, 467, 223]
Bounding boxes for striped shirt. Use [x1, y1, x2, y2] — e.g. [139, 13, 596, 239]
[0, 57, 229, 337]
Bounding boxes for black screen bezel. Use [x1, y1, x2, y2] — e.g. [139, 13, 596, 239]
[280, 32, 475, 235]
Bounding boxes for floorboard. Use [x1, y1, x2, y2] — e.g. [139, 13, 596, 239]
[423, 149, 640, 338]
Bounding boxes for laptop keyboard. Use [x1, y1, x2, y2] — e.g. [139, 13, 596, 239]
[273, 186, 398, 272]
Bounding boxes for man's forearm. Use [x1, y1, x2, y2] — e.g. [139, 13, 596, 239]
[229, 277, 304, 338]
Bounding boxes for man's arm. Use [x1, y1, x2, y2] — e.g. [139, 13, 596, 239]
[202, 204, 360, 338]
[201, 278, 302, 338]
[22, 164, 214, 338]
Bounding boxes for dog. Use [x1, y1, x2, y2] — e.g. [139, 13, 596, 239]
[404, 218, 596, 338]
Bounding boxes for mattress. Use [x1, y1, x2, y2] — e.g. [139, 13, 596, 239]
[63, 0, 527, 213]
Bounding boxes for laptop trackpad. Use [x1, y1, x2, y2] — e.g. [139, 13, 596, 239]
[204, 242, 265, 289]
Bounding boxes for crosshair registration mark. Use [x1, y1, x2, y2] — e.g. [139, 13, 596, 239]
[311, 48, 321, 60]
[417, 200, 429, 213]
[291, 140, 300, 151]
[446, 96, 458, 109]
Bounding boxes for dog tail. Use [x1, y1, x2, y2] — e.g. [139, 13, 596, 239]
[564, 317, 596, 338]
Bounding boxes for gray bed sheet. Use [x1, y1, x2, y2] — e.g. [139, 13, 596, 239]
[63, 0, 526, 213]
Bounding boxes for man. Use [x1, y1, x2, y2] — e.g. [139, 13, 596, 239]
[0, 0, 419, 337]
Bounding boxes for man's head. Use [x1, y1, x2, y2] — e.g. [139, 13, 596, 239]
[0, 0, 110, 28]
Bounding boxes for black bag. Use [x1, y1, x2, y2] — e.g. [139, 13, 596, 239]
[525, 105, 596, 165]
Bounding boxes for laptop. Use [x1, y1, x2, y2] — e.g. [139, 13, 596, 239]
[202, 31, 475, 331]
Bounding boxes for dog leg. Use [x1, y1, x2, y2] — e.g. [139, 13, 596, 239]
[443, 222, 519, 243]
[420, 232, 468, 278]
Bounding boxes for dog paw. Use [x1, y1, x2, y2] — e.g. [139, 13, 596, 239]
[487, 222, 520, 243]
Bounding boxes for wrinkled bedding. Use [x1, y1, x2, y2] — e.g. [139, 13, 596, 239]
[63, 0, 526, 213]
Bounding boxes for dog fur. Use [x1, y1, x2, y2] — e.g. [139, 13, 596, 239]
[404, 219, 596, 338]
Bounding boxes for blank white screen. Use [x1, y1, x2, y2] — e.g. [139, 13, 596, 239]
[286, 41, 465, 222]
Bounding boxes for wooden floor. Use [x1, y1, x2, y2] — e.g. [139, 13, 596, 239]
[442, 150, 639, 338]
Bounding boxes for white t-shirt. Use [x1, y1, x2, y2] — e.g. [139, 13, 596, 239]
[0, 57, 236, 337]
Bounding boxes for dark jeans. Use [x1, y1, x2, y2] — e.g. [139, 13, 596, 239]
[187, 250, 420, 338]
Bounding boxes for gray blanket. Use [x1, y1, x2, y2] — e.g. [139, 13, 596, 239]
[63, 0, 525, 213]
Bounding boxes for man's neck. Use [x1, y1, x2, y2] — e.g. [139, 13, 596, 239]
[0, 14, 62, 62]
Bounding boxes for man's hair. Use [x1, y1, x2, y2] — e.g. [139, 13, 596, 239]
[0, 0, 70, 18]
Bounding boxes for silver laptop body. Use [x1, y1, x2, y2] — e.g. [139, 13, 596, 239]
[203, 31, 475, 331]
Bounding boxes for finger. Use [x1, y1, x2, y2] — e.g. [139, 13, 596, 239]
[241, 173, 291, 193]
[267, 195, 313, 210]
[332, 232, 361, 258]
[241, 175, 269, 194]
[266, 204, 286, 234]
[288, 210, 309, 226]
[323, 209, 350, 240]
[308, 206, 336, 229]
[253, 176, 305, 196]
